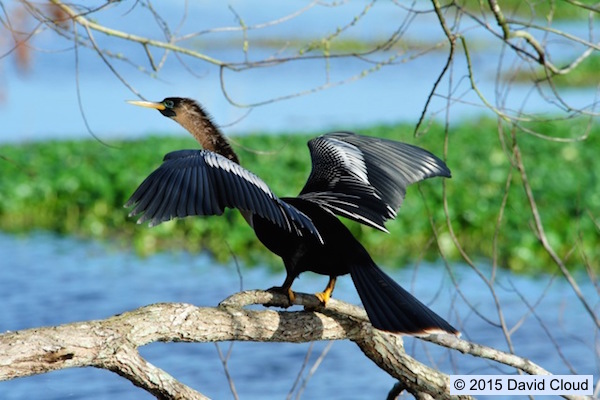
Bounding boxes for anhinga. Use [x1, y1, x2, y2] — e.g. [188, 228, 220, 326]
[126, 97, 458, 336]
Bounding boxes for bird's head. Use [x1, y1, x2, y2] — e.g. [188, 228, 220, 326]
[127, 96, 236, 161]
[127, 97, 191, 119]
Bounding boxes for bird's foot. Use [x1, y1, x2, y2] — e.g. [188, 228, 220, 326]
[314, 277, 336, 306]
[314, 290, 331, 306]
[266, 286, 296, 307]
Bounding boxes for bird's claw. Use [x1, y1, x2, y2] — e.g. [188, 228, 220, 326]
[314, 291, 331, 306]
[315, 277, 336, 306]
[266, 286, 296, 307]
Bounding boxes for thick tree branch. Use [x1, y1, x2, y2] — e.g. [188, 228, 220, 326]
[2, 290, 584, 400]
[0, 290, 437, 399]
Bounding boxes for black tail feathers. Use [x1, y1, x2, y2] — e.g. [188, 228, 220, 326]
[350, 262, 458, 335]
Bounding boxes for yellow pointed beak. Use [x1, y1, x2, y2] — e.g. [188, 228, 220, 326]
[126, 100, 166, 110]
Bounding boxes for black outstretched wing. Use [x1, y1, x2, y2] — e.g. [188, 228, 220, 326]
[126, 149, 320, 239]
[298, 131, 451, 232]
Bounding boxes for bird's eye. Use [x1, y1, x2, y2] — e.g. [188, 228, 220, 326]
[164, 100, 175, 108]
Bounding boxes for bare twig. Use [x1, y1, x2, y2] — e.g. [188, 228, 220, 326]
[416, 0, 457, 135]
[49, 0, 225, 66]
[509, 128, 600, 330]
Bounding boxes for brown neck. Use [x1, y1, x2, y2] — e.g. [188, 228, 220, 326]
[173, 101, 239, 164]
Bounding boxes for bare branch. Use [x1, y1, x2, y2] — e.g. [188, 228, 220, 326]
[2, 289, 581, 399]
[48, 0, 226, 66]
[415, 0, 457, 135]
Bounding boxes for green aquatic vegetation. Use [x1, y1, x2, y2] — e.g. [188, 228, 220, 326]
[505, 52, 600, 88]
[454, 0, 592, 20]
[192, 35, 429, 55]
[0, 118, 598, 273]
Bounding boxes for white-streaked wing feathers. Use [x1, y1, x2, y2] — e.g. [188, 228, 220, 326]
[126, 149, 320, 240]
[299, 132, 451, 231]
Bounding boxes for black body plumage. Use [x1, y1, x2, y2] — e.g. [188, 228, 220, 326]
[125, 97, 458, 335]
[126, 149, 319, 239]
[299, 132, 451, 231]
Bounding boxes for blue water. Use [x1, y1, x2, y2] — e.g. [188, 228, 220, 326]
[1, 1, 597, 143]
[1, 232, 597, 399]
